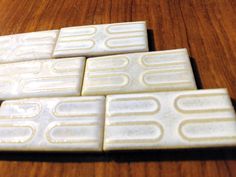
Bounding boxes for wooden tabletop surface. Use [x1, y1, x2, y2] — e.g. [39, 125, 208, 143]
[0, 0, 235, 176]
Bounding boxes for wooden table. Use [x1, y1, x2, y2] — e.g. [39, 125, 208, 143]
[0, 0, 235, 176]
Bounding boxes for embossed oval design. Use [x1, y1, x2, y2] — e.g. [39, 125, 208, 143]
[14, 45, 52, 59]
[87, 56, 129, 71]
[105, 36, 145, 49]
[141, 53, 186, 67]
[56, 40, 95, 50]
[174, 93, 232, 113]
[179, 118, 236, 142]
[46, 122, 98, 144]
[21, 31, 58, 43]
[21, 76, 78, 93]
[141, 70, 190, 86]
[108, 97, 161, 116]
[0, 123, 35, 143]
[87, 73, 129, 88]
[0, 102, 41, 119]
[106, 23, 144, 34]
[106, 122, 164, 144]
[60, 27, 97, 37]
[53, 99, 102, 117]
[0, 61, 41, 76]
[52, 58, 84, 73]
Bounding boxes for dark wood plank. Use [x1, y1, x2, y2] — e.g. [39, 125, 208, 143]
[0, 0, 235, 177]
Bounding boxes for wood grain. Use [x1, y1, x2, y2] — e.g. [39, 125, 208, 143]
[0, 0, 235, 177]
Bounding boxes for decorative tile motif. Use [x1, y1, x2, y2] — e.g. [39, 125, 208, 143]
[0, 96, 105, 151]
[82, 49, 196, 95]
[104, 89, 236, 150]
[0, 30, 59, 63]
[0, 57, 85, 99]
[53, 22, 148, 57]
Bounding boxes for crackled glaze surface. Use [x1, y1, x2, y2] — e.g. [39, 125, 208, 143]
[104, 89, 236, 150]
[0, 30, 59, 63]
[0, 57, 85, 99]
[53, 21, 148, 57]
[82, 48, 196, 95]
[0, 96, 105, 151]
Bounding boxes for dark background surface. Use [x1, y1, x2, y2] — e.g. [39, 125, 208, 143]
[0, 0, 235, 176]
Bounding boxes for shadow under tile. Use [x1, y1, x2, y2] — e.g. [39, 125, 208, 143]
[147, 29, 156, 51]
[0, 148, 236, 163]
[231, 98, 236, 112]
[190, 57, 203, 89]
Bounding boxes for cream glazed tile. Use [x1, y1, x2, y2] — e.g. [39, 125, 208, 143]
[0, 30, 59, 63]
[0, 96, 105, 151]
[0, 57, 85, 99]
[82, 48, 197, 96]
[53, 21, 148, 57]
[104, 89, 236, 150]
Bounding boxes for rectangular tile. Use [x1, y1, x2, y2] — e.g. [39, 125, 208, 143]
[53, 21, 148, 58]
[0, 96, 105, 151]
[0, 30, 59, 63]
[82, 48, 196, 96]
[104, 89, 236, 150]
[0, 57, 85, 99]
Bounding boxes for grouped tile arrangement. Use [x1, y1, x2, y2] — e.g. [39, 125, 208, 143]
[0, 21, 235, 152]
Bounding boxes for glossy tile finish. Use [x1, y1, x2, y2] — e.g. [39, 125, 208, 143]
[0, 57, 85, 99]
[0, 30, 59, 63]
[53, 21, 148, 57]
[82, 49, 196, 96]
[0, 96, 105, 151]
[104, 89, 236, 150]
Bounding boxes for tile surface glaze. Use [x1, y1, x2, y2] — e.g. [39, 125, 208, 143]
[0, 30, 59, 63]
[104, 89, 236, 150]
[0, 96, 105, 151]
[0, 57, 85, 99]
[53, 21, 148, 57]
[82, 49, 196, 95]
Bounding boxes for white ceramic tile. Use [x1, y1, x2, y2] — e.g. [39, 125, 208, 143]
[0, 30, 59, 63]
[104, 89, 236, 150]
[82, 49, 196, 96]
[0, 96, 105, 151]
[0, 57, 85, 99]
[53, 21, 148, 57]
